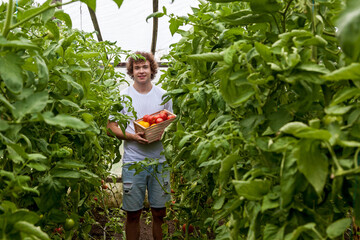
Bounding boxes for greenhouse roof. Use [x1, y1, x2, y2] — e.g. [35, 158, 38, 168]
[32, 0, 198, 60]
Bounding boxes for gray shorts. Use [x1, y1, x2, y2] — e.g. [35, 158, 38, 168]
[121, 163, 171, 212]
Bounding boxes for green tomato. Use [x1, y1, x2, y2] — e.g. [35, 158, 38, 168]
[64, 218, 75, 230]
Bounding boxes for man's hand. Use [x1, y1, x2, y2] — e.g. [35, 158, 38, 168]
[132, 132, 149, 144]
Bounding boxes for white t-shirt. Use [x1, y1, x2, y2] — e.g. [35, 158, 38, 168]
[119, 84, 173, 163]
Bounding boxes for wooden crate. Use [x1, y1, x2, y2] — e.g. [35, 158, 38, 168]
[134, 109, 176, 143]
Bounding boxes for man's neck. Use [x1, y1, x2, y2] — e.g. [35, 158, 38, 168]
[133, 82, 153, 94]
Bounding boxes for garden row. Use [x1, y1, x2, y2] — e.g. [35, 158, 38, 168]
[0, 0, 129, 239]
[158, 0, 360, 239]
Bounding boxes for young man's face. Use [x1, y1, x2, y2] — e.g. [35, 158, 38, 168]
[133, 60, 152, 84]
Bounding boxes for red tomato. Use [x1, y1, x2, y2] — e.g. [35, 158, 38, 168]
[168, 115, 176, 119]
[182, 224, 194, 234]
[159, 112, 167, 120]
[148, 115, 155, 124]
[156, 118, 164, 124]
[153, 114, 160, 119]
[143, 115, 150, 123]
[160, 110, 168, 117]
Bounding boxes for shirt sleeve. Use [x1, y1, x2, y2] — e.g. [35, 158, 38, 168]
[164, 97, 173, 113]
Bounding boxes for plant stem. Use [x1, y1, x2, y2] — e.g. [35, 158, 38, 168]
[326, 141, 343, 171]
[281, 0, 294, 33]
[310, 0, 318, 61]
[2, 0, 15, 38]
[334, 167, 360, 177]
[354, 148, 360, 168]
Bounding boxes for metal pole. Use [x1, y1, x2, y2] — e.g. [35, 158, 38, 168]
[151, 0, 158, 56]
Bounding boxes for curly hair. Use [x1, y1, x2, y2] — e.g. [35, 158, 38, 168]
[126, 51, 158, 80]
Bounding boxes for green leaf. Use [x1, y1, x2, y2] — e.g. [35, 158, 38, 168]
[112, 0, 124, 8]
[284, 223, 316, 240]
[331, 87, 360, 106]
[58, 99, 80, 109]
[12, 91, 48, 119]
[17, 0, 51, 22]
[207, 0, 243, 2]
[232, 179, 271, 200]
[146, 12, 165, 22]
[219, 69, 255, 108]
[45, 20, 60, 41]
[213, 195, 226, 210]
[80, 0, 96, 11]
[280, 150, 301, 208]
[295, 140, 328, 196]
[54, 10, 72, 28]
[268, 109, 292, 132]
[336, 0, 360, 61]
[0, 119, 9, 131]
[13, 221, 50, 240]
[42, 112, 88, 129]
[56, 160, 86, 169]
[326, 218, 351, 239]
[264, 224, 284, 240]
[178, 134, 192, 148]
[78, 52, 100, 59]
[0, 94, 15, 111]
[0, 36, 40, 50]
[325, 105, 352, 115]
[250, 0, 282, 13]
[27, 162, 49, 171]
[224, 13, 273, 25]
[323, 63, 360, 81]
[0, 53, 23, 93]
[255, 42, 271, 62]
[219, 154, 240, 187]
[8, 210, 40, 225]
[27, 153, 49, 171]
[62, 74, 84, 99]
[296, 63, 330, 74]
[35, 56, 49, 91]
[193, 89, 207, 111]
[169, 18, 183, 36]
[51, 169, 81, 178]
[187, 52, 224, 62]
[41, 7, 55, 23]
[280, 122, 331, 141]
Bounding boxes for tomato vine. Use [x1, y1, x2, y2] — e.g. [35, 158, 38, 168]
[160, 0, 360, 239]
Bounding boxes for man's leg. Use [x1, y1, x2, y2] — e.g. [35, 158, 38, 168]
[122, 164, 147, 240]
[125, 209, 142, 240]
[151, 207, 166, 240]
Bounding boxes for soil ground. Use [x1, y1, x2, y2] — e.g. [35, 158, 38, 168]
[89, 207, 175, 239]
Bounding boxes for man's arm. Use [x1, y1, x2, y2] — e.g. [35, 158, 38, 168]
[107, 121, 149, 144]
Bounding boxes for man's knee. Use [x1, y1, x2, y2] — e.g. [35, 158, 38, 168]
[126, 209, 142, 222]
[151, 207, 166, 219]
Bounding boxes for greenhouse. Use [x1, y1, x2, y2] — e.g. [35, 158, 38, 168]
[0, 0, 360, 239]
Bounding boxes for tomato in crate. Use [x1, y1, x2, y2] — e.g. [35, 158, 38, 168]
[134, 109, 176, 143]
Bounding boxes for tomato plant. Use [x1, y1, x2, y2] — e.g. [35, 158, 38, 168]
[0, 0, 131, 239]
[158, 0, 360, 239]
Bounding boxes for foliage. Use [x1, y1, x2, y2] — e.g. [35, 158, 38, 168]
[159, 0, 360, 239]
[0, 0, 130, 239]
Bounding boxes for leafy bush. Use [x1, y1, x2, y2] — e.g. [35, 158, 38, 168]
[160, 0, 360, 239]
[0, 0, 130, 239]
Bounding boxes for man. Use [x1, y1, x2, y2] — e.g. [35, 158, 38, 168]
[107, 52, 172, 240]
